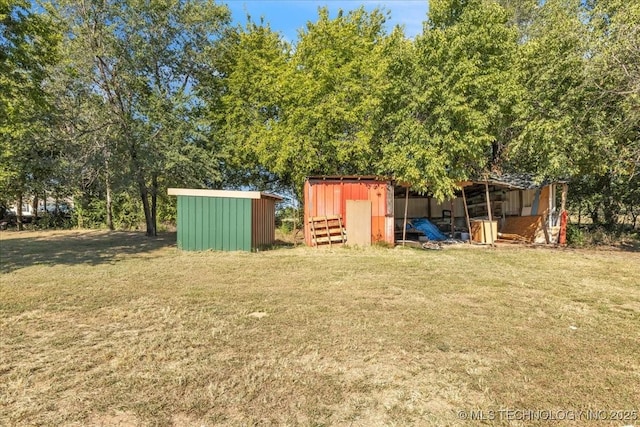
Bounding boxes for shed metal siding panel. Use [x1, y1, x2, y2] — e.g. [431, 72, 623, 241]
[522, 189, 535, 209]
[227, 198, 235, 249]
[195, 196, 203, 250]
[181, 196, 198, 251]
[177, 196, 184, 249]
[252, 198, 276, 248]
[395, 198, 430, 218]
[504, 190, 521, 216]
[214, 198, 223, 250]
[202, 198, 211, 249]
[176, 195, 252, 251]
[222, 198, 230, 249]
[304, 179, 393, 246]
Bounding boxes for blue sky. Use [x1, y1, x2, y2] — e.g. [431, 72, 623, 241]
[223, 1, 430, 42]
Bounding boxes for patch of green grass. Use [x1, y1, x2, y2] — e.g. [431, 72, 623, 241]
[1, 230, 639, 426]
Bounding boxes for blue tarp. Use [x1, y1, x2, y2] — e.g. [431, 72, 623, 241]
[410, 218, 448, 241]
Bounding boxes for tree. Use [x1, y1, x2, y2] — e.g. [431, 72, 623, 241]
[55, 0, 231, 236]
[586, 0, 640, 227]
[217, 7, 393, 196]
[497, 0, 540, 38]
[207, 20, 291, 192]
[51, 71, 123, 229]
[508, 0, 639, 228]
[507, 0, 595, 181]
[0, 0, 61, 229]
[379, 0, 521, 199]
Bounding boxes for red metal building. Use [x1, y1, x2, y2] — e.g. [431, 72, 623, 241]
[304, 176, 395, 246]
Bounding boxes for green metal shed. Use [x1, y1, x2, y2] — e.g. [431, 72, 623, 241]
[167, 189, 283, 251]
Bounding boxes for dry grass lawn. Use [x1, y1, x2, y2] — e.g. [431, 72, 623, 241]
[1, 230, 639, 426]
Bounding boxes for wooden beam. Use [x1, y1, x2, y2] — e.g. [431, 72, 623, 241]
[402, 187, 409, 246]
[450, 200, 455, 237]
[325, 216, 331, 248]
[561, 183, 568, 212]
[559, 183, 569, 245]
[519, 189, 524, 215]
[542, 209, 551, 244]
[462, 187, 472, 244]
[548, 184, 554, 228]
[485, 181, 495, 246]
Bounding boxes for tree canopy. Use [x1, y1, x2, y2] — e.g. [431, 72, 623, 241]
[380, 0, 521, 199]
[1, 0, 638, 231]
[0, 0, 61, 227]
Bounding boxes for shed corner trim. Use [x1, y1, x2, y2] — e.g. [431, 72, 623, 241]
[168, 188, 282, 200]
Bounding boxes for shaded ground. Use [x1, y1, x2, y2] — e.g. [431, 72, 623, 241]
[0, 230, 176, 273]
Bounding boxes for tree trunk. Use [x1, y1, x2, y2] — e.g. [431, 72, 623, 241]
[627, 204, 638, 230]
[105, 156, 114, 231]
[137, 173, 154, 237]
[491, 141, 504, 168]
[602, 196, 619, 230]
[577, 205, 582, 226]
[32, 196, 39, 222]
[106, 183, 114, 230]
[130, 140, 154, 237]
[151, 173, 158, 237]
[17, 194, 23, 231]
[590, 205, 599, 226]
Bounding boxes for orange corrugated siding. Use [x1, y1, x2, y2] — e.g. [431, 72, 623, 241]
[304, 178, 394, 246]
[252, 198, 276, 248]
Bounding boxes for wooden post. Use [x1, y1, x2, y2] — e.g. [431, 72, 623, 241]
[402, 187, 409, 246]
[462, 186, 472, 244]
[450, 200, 455, 237]
[549, 183, 554, 228]
[325, 216, 331, 248]
[16, 194, 23, 231]
[485, 181, 495, 246]
[293, 197, 298, 247]
[519, 189, 524, 216]
[542, 209, 551, 244]
[559, 183, 569, 245]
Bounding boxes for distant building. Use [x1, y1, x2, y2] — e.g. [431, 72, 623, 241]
[6, 197, 74, 218]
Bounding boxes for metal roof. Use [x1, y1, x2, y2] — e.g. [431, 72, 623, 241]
[305, 173, 566, 190]
[306, 175, 392, 182]
[462, 173, 567, 190]
[167, 188, 283, 201]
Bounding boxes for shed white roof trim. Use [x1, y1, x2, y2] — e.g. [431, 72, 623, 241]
[167, 188, 283, 200]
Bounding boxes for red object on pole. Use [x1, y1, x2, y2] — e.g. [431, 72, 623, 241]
[559, 210, 568, 245]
